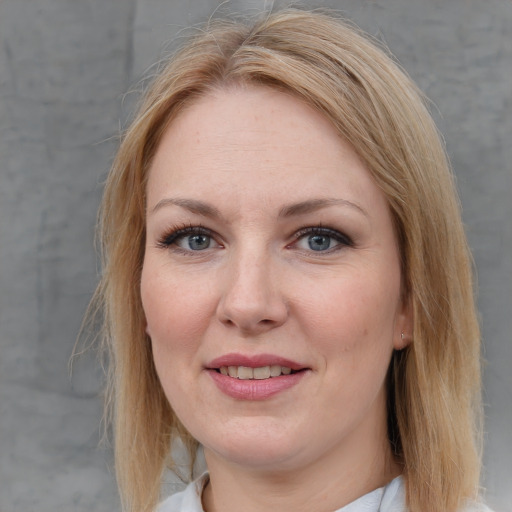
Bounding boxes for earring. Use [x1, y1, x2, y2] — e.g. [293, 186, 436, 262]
[400, 331, 412, 347]
[399, 331, 407, 349]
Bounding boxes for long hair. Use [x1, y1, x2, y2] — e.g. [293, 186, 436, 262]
[90, 8, 482, 512]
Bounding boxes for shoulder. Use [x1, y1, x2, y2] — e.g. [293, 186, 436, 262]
[157, 491, 186, 512]
[157, 473, 208, 512]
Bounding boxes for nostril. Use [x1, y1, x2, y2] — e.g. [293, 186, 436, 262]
[216, 292, 288, 333]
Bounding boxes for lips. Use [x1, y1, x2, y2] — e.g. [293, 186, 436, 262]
[207, 353, 305, 372]
[205, 353, 309, 400]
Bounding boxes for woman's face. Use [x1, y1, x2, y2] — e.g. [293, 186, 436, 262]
[141, 86, 410, 474]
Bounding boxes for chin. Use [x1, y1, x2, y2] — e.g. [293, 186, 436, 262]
[201, 422, 309, 471]
[208, 444, 301, 472]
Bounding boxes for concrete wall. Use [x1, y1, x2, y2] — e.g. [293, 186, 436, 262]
[0, 1, 510, 511]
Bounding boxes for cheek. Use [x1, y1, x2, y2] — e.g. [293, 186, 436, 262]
[297, 270, 400, 358]
[141, 262, 214, 355]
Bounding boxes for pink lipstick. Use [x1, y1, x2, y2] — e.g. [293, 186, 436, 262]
[205, 353, 309, 400]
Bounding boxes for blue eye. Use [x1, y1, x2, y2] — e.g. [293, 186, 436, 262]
[179, 234, 213, 251]
[157, 226, 220, 252]
[306, 234, 335, 251]
[294, 227, 352, 253]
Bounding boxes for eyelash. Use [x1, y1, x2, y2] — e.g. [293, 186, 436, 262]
[156, 223, 216, 249]
[155, 224, 353, 253]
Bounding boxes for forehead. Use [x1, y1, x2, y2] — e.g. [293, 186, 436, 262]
[156, 86, 344, 160]
[147, 85, 387, 216]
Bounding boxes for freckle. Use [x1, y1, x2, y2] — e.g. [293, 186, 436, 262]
[363, 328, 368, 336]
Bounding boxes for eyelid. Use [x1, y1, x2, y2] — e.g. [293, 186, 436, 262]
[293, 225, 352, 242]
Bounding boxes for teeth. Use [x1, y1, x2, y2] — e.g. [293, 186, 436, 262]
[253, 366, 271, 380]
[270, 364, 282, 377]
[237, 366, 254, 380]
[219, 365, 295, 379]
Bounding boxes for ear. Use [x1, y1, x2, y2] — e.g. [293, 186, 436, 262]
[145, 323, 152, 337]
[393, 296, 413, 350]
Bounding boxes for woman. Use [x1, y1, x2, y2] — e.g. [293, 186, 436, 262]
[91, 8, 491, 512]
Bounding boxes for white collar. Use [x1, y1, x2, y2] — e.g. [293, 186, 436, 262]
[158, 473, 406, 512]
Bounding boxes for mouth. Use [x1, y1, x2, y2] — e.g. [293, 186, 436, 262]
[206, 353, 309, 382]
[215, 365, 302, 380]
[206, 355, 309, 400]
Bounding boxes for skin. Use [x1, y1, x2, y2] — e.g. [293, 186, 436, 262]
[141, 85, 412, 512]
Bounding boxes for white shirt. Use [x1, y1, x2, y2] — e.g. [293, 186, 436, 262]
[157, 473, 493, 512]
[158, 473, 405, 512]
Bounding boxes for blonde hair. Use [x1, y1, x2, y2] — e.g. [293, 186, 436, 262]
[91, 8, 482, 512]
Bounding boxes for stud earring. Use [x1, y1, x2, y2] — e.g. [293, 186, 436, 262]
[400, 331, 412, 347]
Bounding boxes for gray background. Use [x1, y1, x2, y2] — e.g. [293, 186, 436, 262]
[0, 1, 510, 511]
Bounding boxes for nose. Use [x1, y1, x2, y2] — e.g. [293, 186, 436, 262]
[216, 250, 288, 336]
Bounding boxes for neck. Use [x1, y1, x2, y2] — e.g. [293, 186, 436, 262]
[201, 409, 400, 512]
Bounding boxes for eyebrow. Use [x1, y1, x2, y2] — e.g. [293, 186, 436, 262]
[150, 197, 368, 219]
[278, 198, 368, 218]
[150, 198, 222, 218]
